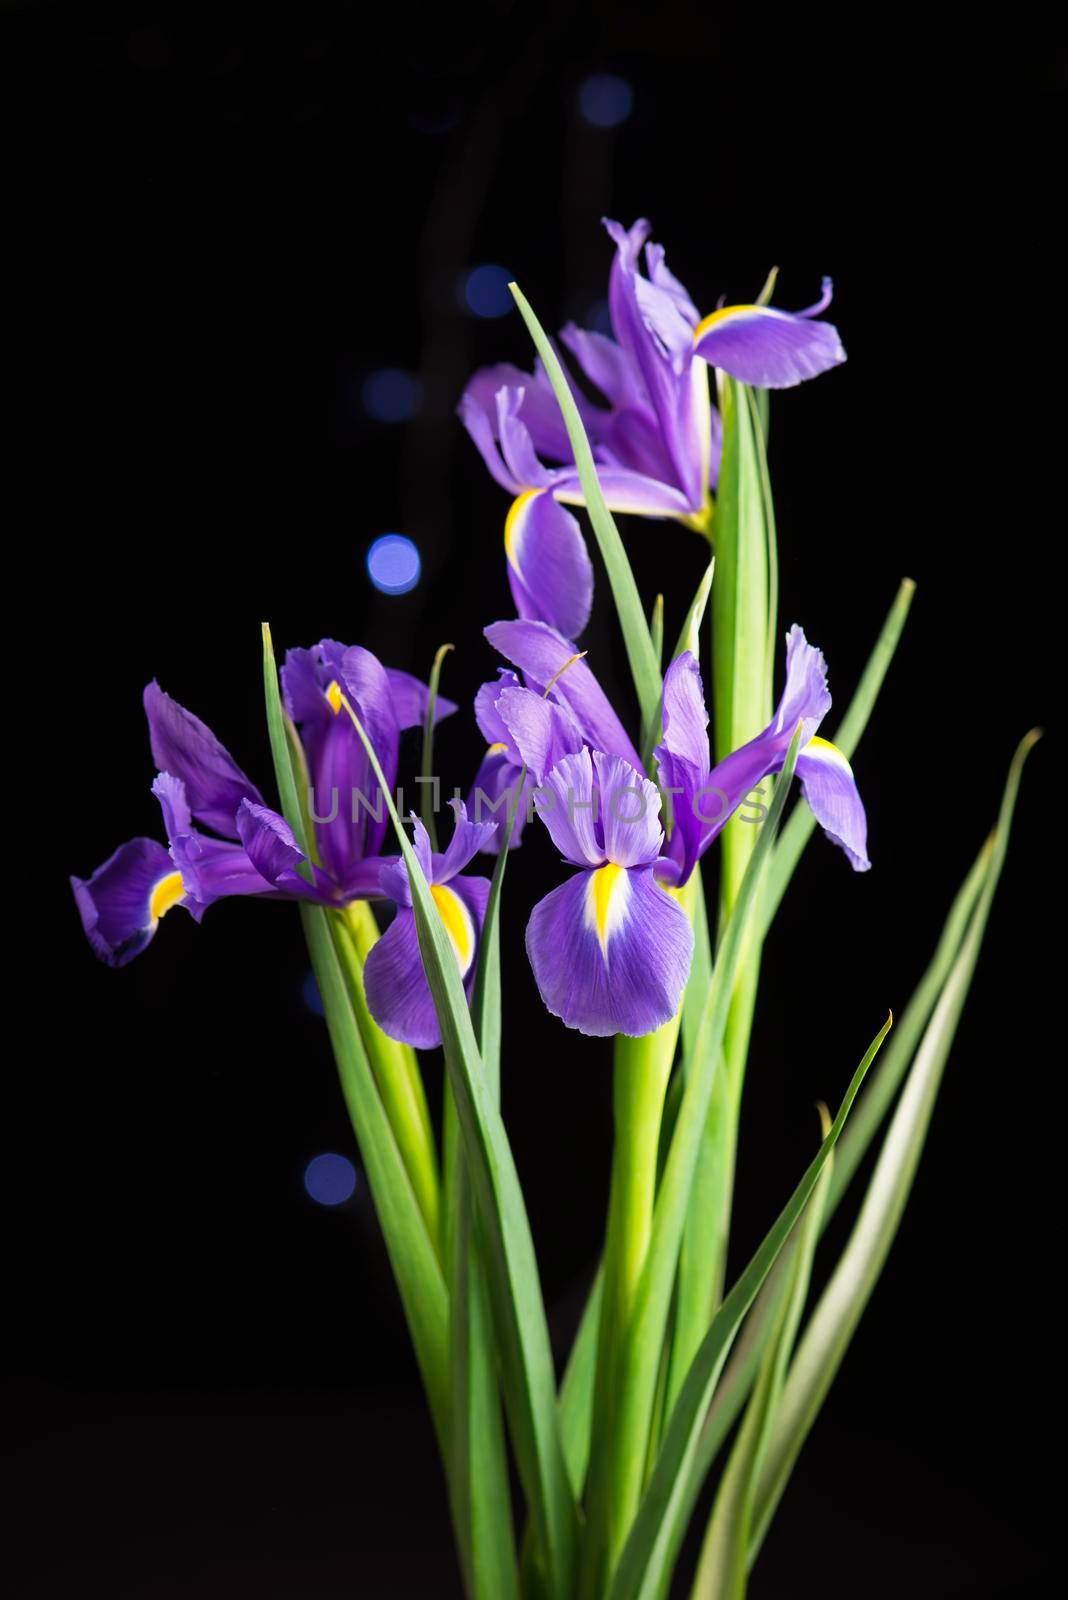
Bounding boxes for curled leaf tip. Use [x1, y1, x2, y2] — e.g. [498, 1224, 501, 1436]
[815, 1100, 832, 1139]
[900, 576, 917, 596]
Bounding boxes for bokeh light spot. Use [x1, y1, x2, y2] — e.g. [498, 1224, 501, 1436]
[367, 534, 421, 595]
[361, 368, 423, 422]
[461, 264, 514, 319]
[304, 1152, 358, 1206]
[579, 74, 634, 129]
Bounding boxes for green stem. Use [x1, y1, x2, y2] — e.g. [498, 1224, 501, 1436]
[332, 900, 442, 1259]
[582, 1014, 681, 1595]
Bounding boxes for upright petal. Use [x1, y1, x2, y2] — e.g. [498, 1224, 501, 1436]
[796, 737, 871, 871]
[659, 651, 711, 773]
[434, 799, 499, 883]
[505, 489, 593, 641]
[594, 750, 664, 868]
[71, 837, 188, 966]
[533, 747, 604, 868]
[457, 390, 522, 494]
[143, 682, 263, 838]
[774, 625, 832, 740]
[153, 773, 286, 909]
[485, 618, 643, 773]
[474, 670, 523, 754]
[693, 296, 846, 388]
[467, 746, 530, 851]
[525, 864, 693, 1037]
[495, 684, 583, 783]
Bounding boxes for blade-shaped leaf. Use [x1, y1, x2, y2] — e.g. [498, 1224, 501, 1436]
[690, 1110, 833, 1600]
[340, 694, 578, 1598]
[446, 775, 524, 1600]
[608, 1017, 892, 1600]
[510, 281, 662, 747]
[747, 730, 1039, 1562]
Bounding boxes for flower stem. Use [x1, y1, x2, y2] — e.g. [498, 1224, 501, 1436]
[332, 901, 442, 1258]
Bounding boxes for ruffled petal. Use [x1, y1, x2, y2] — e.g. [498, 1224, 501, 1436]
[525, 864, 693, 1037]
[495, 684, 583, 784]
[434, 800, 499, 883]
[533, 748, 603, 867]
[593, 750, 664, 868]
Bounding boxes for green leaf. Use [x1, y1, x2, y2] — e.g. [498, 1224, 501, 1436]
[608, 1017, 892, 1600]
[446, 777, 525, 1600]
[339, 693, 578, 1599]
[589, 728, 803, 1584]
[690, 1110, 834, 1600]
[746, 730, 1039, 1563]
[510, 281, 662, 748]
[650, 594, 665, 673]
[421, 642, 454, 851]
[646, 730, 1036, 1592]
[261, 625, 450, 1444]
[763, 577, 916, 930]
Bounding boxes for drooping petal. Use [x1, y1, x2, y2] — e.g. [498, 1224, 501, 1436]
[533, 747, 604, 868]
[495, 387, 558, 491]
[71, 837, 189, 966]
[495, 684, 583, 784]
[365, 875, 490, 1048]
[593, 750, 664, 868]
[693, 297, 846, 388]
[525, 863, 693, 1037]
[485, 618, 643, 773]
[385, 669, 458, 732]
[505, 489, 593, 641]
[143, 681, 263, 838]
[796, 737, 870, 871]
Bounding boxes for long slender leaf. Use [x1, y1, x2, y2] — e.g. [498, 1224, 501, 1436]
[608, 1017, 892, 1600]
[691, 1110, 833, 1600]
[510, 281, 662, 745]
[747, 730, 1039, 1562]
[645, 735, 1032, 1592]
[339, 694, 578, 1598]
[447, 776, 525, 1600]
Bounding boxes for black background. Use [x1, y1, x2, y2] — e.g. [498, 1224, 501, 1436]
[7, 5, 1060, 1596]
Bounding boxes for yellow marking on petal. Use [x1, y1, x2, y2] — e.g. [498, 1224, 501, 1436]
[804, 734, 852, 771]
[149, 870, 186, 922]
[487, 742, 508, 756]
[504, 489, 539, 573]
[693, 303, 759, 341]
[325, 679, 343, 714]
[431, 882, 475, 977]
[587, 861, 629, 960]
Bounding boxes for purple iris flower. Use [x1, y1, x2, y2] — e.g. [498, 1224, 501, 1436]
[71, 643, 458, 970]
[524, 748, 694, 1038]
[656, 626, 870, 887]
[459, 218, 845, 613]
[364, 803, 497, 1048]
[466, 618, 644, 851]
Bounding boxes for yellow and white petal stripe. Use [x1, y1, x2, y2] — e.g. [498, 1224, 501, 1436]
[431, 882, 476, 977]
[803, 734, 854, 773]
[585, 861, 631, 961]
